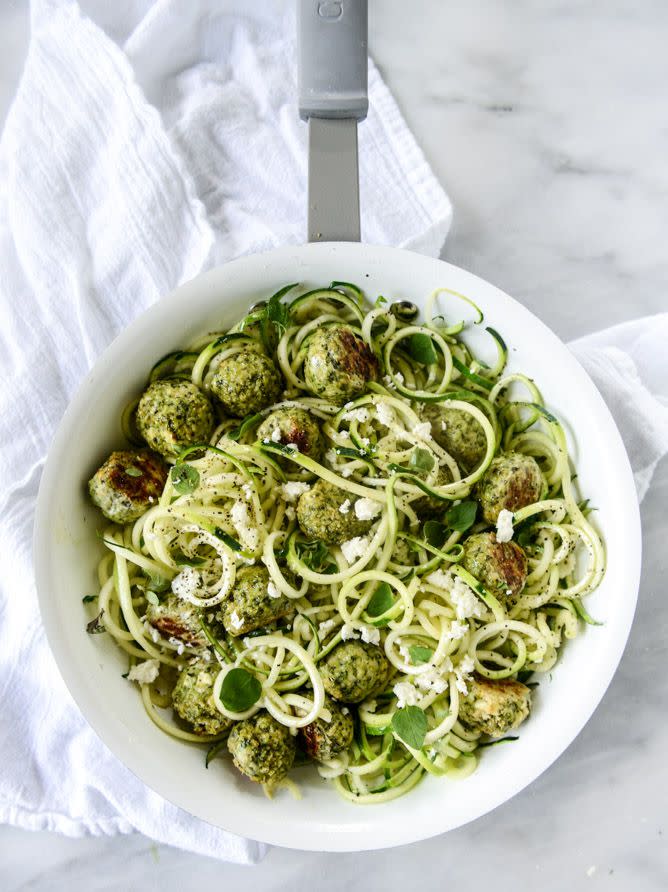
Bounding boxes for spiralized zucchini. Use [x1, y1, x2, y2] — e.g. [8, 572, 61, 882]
[89, 282, 605, 803]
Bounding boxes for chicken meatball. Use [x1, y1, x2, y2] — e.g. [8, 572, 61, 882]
[461, 531, 528, 604]
[88, 449, 168, 523]
[136, 379, 214, 458]
[145, 594, 208, 647]
[321, 640, 390, 703]
[221, 566, 293, 637]
[227, 711, 296, 784]
[257, 407, 324, 466]
[303, 324, 379, 404]
[172, 662, 232, 736]
[458, 674, 532, 737]
[210, 348, 282, 417]
[296, 480, 373, 546]
[421, 404, 488, 472]
[476, 452, 544, 524]
[300, 697, 354, 762]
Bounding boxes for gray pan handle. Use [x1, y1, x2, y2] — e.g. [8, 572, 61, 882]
[298, 1, 368, 242]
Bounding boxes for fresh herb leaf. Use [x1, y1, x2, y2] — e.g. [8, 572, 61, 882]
[86, 609, 106, 634]
[145, 591, 160, 606]
[367, 582, 395, 617]
[423, 520, 447, 548]
[170, 463, 200, 495]
[260, 284, 296, 349]
[391, 705, 428, 749]
[406, 333, 438, 365]
[375, 295, 387, 307]
[82, 594, 97, 604]
[227, 413, 262, 442]
[146, 573, 171, 593]
[446, 500, 477, 532]
[172, 549, 206, 567]
[410, 447, 435, 474]
[409, 645, 433, 665]
[125, 465, 143, 477]
[296, 539, 336, 574]
[205, 740, 228, 768]
[219, 667, 262, 712]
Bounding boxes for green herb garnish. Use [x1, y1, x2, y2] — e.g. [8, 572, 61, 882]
[146, 573, 171, 593]
[86, 609, 106, 635]
[406, 333, 438, 365]
[423, 520, 447, 548]
[446, 500, 477, 532]
[391, 705, 428, 749]
[410, 447, 435, 474]
[409, 645, 433, 665]
[170, 463, 200, 495]
[218, 667, 262, 712]
[366, 582, 395, 617]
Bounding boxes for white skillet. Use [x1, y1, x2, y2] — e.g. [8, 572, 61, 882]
[33, 3, 640, 853]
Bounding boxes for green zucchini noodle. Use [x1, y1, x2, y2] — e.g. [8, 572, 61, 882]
[89, 282, 605, 803]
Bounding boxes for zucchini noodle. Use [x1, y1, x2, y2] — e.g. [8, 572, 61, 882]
[87, 281, 605, 804]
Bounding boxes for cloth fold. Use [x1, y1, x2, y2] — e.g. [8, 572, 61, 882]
[0, 0, 666, 866]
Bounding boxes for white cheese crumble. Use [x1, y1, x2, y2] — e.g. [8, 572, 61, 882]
[342, 407, 370, 423]
[454, 655, 475, 694]
[285, 505, 296, 521]
[341, 706, 350, 716]
[127, 659, 160, 685]
[281, 481, 310, 502]
[339, 499, 351, 515]
[267, 581, 281, 599]
[398, 644, 411, 662]
[393, 681, 420, 709]
[414, 667, 448, 694]
[171, 566, 204, 600]
[495, 508, 515, 543]
[354, 498, 382, 521]
[450, 575, 484, 620]
[424, 569, 451, 590]
[242, 483, 253, 499]
[341, 467, 353, 478]
[340, 536, 369, 564]
[270, 427, 282, 443]
[230, 500, 259, 551]
[318, 618, 338, 637]
[375, 401, 394, 427]
[229, 610, 243, 630]
[360, 625, 381, 645]
[448, 620, 469, 641]
[412, 421, 432, 440]
[340, 623, 359, 641]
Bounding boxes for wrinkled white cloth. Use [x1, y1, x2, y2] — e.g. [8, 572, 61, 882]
[0, 0, 666, 867]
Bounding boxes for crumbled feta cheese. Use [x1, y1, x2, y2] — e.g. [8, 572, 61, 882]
[339, 499, 351, 515]
[414, 667, 448, 694]
[229, 610, 243, 630]
[342, 407, 370, 423]
[360, 625, 381, 645]
[267, 581, 281, 599]
[395, 372, 405, 385]
[375, 401, 394, 427]
[398, 644, 411, 662]
[448, 620, 469, 640]
[270, 427, 282, 443]
[496, 508, 515, 543]
[341, 466, 353, 478]
[318, 618, 338, 637]
[341, 536, 369, 564]
[127, 659, 160, 685]
[454, 655, 475, 694]
[341, 707, 350, 715]
[325, 449, 337, 465]
[171, 566, 204, 600]
[425, 569, 451, 590]
[382, 374, 395, 388]
[359, 437, 371, 447]
[412, 421, 432, 440]
[354, 498, 382, 521]
[340, 623, 359, 641]
[393, 681, 420, 709]
[231, 500, 259, 551]
[242, 483, 253, 499]
[281, 481, 310, 502]
[451, 576, 484, 620]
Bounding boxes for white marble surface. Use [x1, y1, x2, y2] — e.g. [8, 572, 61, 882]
[1, 0, 667, 889]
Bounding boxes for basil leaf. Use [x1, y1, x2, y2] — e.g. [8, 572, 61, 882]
[446, 500, 477, 532]
[367, 582, 394, 617]
[261, 285, 295, 349]
[391, 705, 428, 749]
[86, 609, 106, 635]
[410, 447, 435, 474]
[423, 520, 447, 548]
[82, 594, 97, 604]
[125, 465, 143, 477]
[219, 667, 262, 712]
[406, 333, 438, 365]
[409, 645, 433, 665]
[146, 573, 171, 593]
[296, 539, 336, 574]
[227, 413, 262, 442]
[171, 463, 200, 495]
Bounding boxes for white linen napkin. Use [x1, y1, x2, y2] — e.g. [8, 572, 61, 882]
[0, 0, 666, 866]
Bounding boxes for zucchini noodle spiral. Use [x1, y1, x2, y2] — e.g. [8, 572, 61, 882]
[90, 282, 605, 802]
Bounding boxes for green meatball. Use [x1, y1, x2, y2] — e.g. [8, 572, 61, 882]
[257, 407, 324, 466]
[172, 662, 232, 736]
[145, 594, 209, 647]
[88, 449, 168, 523]
[136, 379, 214, 458]
[296, 480, 373, 546]
[227, 711, 296, 783]
[321, 640, 390, 703]
[221, 566, 293, 637]
[210, 348, 282, 417]
[458, 674, 531, 737]
[476, 452, 544, 524]
[303, 324, 379, 403]
[421, 404, 488, 472]
[300, 696, 354, 762]
[461, 531, 528, 605]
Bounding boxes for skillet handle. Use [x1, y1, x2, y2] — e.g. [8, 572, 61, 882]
[298, 0, 368, 242]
